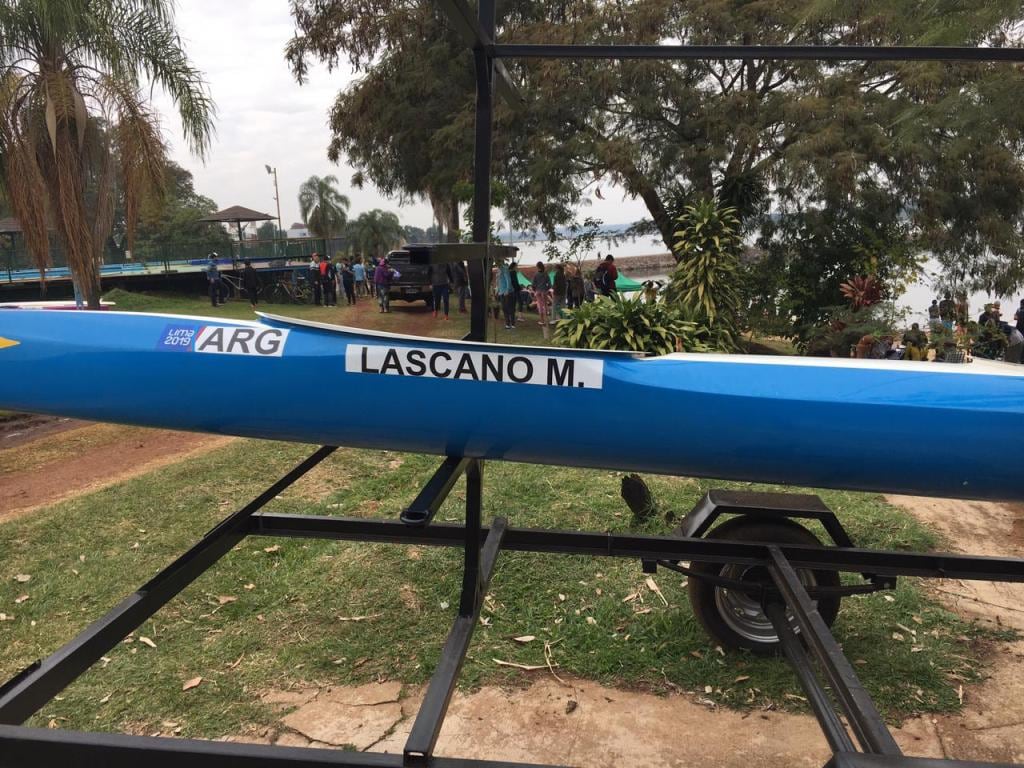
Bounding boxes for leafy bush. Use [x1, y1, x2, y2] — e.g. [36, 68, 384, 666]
[554, 294, 709, 355]
[665, 199, 742, 349]
[799, 303, 906, 357]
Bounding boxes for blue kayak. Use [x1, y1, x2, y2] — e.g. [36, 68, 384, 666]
[0, 309, 1021, 501]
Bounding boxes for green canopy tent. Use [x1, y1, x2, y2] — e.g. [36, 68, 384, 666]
[516, 269, 643, 293]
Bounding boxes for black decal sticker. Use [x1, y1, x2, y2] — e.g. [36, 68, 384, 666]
[227, 328, 255, 354]
[380, 348, 404, 375]
[361, 346, 379, 374]
[429, 351, 452, 378]
[406, 349, 427, 376]
[508, 356, 533, 383]
[547, 357, 575, 387]
[454, 354, 480, 381]
[481, 354, 503, 382]
[197, 327, 224, 353]
[254, 330, 283, 355]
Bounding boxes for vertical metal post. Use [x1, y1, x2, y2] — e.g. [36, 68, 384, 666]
[465, 0, 495, 342]
[459, 459, 484, 615]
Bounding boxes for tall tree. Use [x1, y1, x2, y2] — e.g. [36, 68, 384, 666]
[297, 174, 350, 239]
[0, 0, 214, 308]
[289, 0, 1024, 296]
[134, 162, 231, 255]
[348, 209, 403, 258]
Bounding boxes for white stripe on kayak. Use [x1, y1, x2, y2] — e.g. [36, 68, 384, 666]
[650, 352, 1024, 377]
[257, 313, 642, 358]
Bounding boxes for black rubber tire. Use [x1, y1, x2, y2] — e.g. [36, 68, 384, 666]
[687, 516, 841, 655]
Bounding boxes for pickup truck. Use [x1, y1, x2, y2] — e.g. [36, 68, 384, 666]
[382, 245, 435, 305]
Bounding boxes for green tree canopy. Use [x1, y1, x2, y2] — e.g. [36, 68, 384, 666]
[298, 174, 350, 239]
[0, 0, 214, 307]
[134, 162, 231, 254]
[348, 209, 403, 258]
[289, 0, 1024, 296]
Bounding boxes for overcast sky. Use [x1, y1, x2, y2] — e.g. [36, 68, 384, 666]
[151, 0, 647, 234]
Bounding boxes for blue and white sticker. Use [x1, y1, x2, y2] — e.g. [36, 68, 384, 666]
[158, 324, 289, 357]
[158, 324, 199, 351]
[345, 344, 604, 389]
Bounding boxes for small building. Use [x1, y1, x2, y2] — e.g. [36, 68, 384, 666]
[287, 222, 310, 239]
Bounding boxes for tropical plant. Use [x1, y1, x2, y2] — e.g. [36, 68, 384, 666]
[0, 0, 214, 308]
[347, 209, 403, 258]
[839, 275, 883, 310]
[297, 174, 350, 239]
[554, 294, 709, 356]
[665, 199, 742, 349]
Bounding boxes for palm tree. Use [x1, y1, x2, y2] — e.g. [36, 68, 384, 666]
[297, 174, 350, 240]
[348, 209, 403, 259]
[0, 0, 214, 308]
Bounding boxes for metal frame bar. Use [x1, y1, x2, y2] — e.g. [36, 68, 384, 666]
[400, 456, 471, 526]
[249, 513, 1024, 583]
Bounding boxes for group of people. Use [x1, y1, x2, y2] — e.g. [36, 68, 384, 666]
[306, 252, 371, 307]
[493, 254, 619, 330]
[912, 295, 1024, 363]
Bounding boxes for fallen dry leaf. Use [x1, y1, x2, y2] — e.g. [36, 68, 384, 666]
[957, 684, 964, 705]
[243, 583, 255, 590]
[645, 577, 668, 606]
[704, 685, 713, 694]
[139, 637, 157, 649]
[13, 574, 30, 583]
[263, 545, 281, 554]
[99, 692, 112, 704]
[181, 676, 203, 691]
[14, 595, 29, 605]
[892, 632, 905, 642]
[734, 675, 750, 683]
[585, 616, 597, 626]
[0, 613, 13, 622]
[336, 614, 382, 622]
[883, 594, 895, 602]
[513, 635, 536, 644]
[493, 659, 548, 671]
[217, 596, 238, 605]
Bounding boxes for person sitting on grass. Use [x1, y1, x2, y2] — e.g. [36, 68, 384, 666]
[902, 323, 928, 361]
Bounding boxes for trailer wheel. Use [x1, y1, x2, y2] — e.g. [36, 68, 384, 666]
[687, 516, 840, 655]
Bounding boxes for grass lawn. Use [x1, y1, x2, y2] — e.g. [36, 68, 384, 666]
[0, 289, 1007, 739]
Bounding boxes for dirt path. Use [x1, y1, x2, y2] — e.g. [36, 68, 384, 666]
[886, 495, 1024, 763]
[0, 422, 232, 522]
[0, 413, 86, 449]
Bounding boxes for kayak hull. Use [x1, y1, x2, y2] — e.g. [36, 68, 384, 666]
[0, 309, 1021, 501]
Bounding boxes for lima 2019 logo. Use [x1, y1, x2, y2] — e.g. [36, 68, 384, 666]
[158, 324, 289, 357]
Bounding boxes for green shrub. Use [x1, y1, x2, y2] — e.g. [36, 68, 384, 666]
[553, 294, 709, 355]
[666, 199, 743, 349]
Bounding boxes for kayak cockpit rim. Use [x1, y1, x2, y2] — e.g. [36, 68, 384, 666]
[256, 312, 645, 358]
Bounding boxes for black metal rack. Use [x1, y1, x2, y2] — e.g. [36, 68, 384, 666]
[3, 3, 1024, 766]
